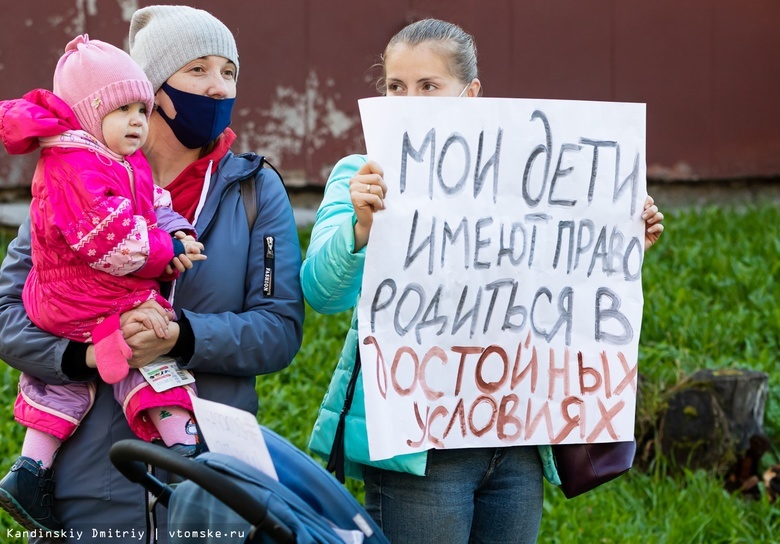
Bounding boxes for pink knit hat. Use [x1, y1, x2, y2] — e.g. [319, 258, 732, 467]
[53, 35, 154, 144]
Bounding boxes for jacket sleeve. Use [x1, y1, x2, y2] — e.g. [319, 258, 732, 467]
[153, 186, 197, 236]
[179, 166, 304, 377]
[0, 219, 73, 384]
[46, 159, 174, 279]
[300, 154, 367, 315]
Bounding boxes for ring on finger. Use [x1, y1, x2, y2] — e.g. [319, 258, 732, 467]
[365, 184, 371, 193]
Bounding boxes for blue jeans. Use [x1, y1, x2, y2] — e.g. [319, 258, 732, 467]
[363, 446, 543, 544]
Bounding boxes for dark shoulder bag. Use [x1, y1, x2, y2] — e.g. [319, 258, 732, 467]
[326, 347, 362, 484]
[552, 439, 636, 499]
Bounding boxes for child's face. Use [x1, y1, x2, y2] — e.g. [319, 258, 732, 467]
[384, 42, 466, 97]
[101, 102, 149, 156]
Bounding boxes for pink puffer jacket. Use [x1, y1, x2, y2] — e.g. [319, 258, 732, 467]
[0, 88, 176, 340]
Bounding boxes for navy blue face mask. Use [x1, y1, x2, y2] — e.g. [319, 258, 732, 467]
[158, 82, 235, 149]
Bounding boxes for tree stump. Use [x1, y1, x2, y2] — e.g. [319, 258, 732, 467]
[657, 368, 769, 474]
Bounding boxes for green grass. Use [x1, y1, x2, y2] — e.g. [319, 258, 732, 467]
[3, 205, 780, 542]
[540, 468, 780, 543]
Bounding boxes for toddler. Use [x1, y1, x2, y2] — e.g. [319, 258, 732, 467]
[0, 35, 206, 532]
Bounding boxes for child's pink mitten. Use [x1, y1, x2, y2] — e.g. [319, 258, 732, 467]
[92, 314, 132, 384]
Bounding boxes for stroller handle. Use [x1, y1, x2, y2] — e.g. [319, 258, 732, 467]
[110, 439, 295, 544]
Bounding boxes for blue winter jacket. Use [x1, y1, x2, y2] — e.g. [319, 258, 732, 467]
[0, 149, 305, 542]
[304, 155, 560, 484]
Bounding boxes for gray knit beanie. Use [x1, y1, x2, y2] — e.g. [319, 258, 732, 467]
[129, 5, 239, 92]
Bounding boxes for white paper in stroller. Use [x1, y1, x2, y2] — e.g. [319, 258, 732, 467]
[189, 392, 279, 480]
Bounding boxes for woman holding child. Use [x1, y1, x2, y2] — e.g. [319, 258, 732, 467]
[0, 5, 304, 543]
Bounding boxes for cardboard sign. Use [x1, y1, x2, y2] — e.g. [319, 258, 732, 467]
[357, 97, 646, 460]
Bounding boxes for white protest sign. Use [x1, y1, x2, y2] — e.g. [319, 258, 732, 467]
[357, 96, 646, 461]
[189, 392, 278, 480]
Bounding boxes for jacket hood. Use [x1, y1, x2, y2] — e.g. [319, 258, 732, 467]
[189, 149, 266, 238]
[217, 149, 265, 182]
[0, 89, 82, 155]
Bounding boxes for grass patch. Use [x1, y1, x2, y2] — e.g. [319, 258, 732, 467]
[2, 204, 780, 541]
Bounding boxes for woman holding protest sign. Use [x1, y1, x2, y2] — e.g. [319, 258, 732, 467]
[303, 18, 664, 543]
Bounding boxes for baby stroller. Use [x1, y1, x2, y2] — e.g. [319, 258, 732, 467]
[110, 425, 389, 544]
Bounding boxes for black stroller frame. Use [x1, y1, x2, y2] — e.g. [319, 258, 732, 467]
[110, 440, 293, 543]
[110, 425, 389, 544]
